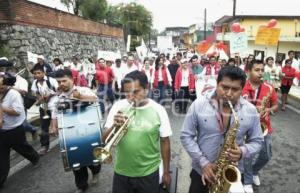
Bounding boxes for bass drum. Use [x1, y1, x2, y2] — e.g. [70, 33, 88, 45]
[58, 103, 103, 171]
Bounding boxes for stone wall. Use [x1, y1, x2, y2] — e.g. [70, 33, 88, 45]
[0, 24, 125, 67]
[0, 0, 125, 68]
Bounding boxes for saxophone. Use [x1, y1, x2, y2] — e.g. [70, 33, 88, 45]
[209, 100, 241, 193]
[257, 83, 273, 136]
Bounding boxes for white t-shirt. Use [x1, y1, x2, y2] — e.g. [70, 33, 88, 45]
[121, 64, 138, 79]
[181, 69, 189, 87]
[52, 86, 97, 119]
[14, 75, 28, 92]
[112, 65, 123, 88]
[31, 76, 59, 110]
[1, 89, 26, 130]
[104, 99, 172, 138]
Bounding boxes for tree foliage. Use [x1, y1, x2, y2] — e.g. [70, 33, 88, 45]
[61, 0, 107, 21]
[106, 3, 153, 37]
[80, 0, 108, 21]
[61, 0, 84, 15]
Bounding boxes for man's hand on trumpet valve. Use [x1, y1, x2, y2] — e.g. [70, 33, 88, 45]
[114, 111, 127, 127]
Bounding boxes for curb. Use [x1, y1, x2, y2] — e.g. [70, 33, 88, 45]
[288, 93, 300, 102]
[8, 138, 59, 178]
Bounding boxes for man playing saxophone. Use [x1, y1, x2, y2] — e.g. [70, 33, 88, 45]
[242, 60, 278, 193]
[102, 70, 172, 193]
[181, 66, 263, 193]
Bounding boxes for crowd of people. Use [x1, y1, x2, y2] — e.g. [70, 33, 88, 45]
[0, 48, 299, 193]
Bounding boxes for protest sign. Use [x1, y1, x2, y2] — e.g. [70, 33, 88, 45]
[230, 32, 248, 54]
[255, 27, 281, 46]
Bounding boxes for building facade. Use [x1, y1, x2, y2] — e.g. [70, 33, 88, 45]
[215, 15, 300, 61]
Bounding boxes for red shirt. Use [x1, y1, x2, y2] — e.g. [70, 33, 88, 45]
[95, 66, 114, 85]
[281, 66, 296, 86]
[71, 69, 79, 86]
[242, 80, 278, 134]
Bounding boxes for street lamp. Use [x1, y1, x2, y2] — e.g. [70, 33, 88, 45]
[294, 19, 298, 37]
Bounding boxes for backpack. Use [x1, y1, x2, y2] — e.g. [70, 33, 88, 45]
[35, 76, 56, 95]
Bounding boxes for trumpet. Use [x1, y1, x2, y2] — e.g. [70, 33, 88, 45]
[93, 103, 135, 163]
[41, 93, 50, 119]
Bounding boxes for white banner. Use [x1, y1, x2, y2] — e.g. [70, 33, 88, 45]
[230, 32, 248, 54]
[97, 50, 121, 62]
[136, 39, 148, 61]
[196, 75, 217, 98]
[126, 35, 131, 52]
[27, 51, 38, 63]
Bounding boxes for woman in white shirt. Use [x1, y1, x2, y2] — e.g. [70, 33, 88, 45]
[264, 57, 282, 92]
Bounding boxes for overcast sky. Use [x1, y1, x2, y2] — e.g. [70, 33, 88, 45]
[30, 0, 300, 31]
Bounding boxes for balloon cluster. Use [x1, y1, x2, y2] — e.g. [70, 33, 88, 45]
[231, 23, 245, 33]
[266, 19, 277, 28]
[216, 41, 225, 50]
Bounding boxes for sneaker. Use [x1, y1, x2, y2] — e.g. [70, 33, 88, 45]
[38, 147, 49, 156]
[91, 173, 99, 184]
[32, 161, 41, 168]
[32, 132, 39, 141]
[74, 189, 84, 193]
[243, 184, 254, 193]
[253, 175, 261, 186]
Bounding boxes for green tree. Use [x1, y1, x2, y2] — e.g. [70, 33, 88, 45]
[61, 0, 84, 15]
[80, 0, 108, 21]
[105, 5, 122, 26]
[61, 0, 108, 21]
[120, 2, 152, 37]
[105, 3, 153, 51]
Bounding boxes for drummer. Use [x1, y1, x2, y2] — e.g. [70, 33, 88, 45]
[52, 69, 100, 193]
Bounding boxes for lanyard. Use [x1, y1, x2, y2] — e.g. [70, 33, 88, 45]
[249, 85, 261, 106]
[215, 101, 232, 133]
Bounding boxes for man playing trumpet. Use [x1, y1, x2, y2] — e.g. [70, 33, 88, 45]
[102, 70, 172, 193]
[31, 64, 58, 155]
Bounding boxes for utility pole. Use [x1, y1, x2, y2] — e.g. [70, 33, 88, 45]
[233, 0, 236, 18]
[204, 8, 207, 40]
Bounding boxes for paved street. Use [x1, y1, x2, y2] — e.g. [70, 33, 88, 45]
[1, 98, 300, 193]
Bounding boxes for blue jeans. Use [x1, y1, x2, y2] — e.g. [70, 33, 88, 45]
[243, 134, 272, 185]
[23, 120, 37, 134]
[97, 83, 115, 114]
[153, 81, 166, 105]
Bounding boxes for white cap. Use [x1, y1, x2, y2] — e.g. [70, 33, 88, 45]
[181, 59, 188, 63]
[63, 61, 71, 67]
[37, 55, 45, 60]
[0, 57, 8, 61]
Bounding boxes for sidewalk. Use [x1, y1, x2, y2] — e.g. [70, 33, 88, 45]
[9, 105, 55, 174]
[289, 85, 300, 101]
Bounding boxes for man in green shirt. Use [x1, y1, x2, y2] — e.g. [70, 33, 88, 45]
[103, 70, 172, 193]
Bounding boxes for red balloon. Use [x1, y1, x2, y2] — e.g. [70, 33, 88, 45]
[231, 23, 241, 33]
[240, 27, 245, 32]
[267, 19, 277, 28]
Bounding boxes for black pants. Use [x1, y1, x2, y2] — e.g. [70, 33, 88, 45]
[39, 107, 51, 148]
[113, 170, 159, 193]
[188, 169, 208, 193]
[114, 81, 121, 100]
[73, 165, 101, 190]
[177, 87, 190, 113]
[0, 125, 39, 187]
